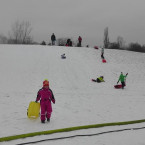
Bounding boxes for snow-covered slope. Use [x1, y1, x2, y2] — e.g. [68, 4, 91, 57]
[0, 44, 145, 140]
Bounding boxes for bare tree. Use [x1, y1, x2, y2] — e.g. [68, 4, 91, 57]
[9, 20, 33, 44]
[117, 36, 125, 48]
[103, 27, 109, 48]
[128, 42, 143, 52]
[0, 34, 8, 44]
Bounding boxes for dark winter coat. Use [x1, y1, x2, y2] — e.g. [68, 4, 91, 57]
[51, 34, 56, 41]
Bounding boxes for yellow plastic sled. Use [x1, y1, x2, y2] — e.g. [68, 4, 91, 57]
[27, 101, 40, 119]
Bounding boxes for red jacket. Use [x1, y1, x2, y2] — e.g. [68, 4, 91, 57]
[78, 36, 82, 42]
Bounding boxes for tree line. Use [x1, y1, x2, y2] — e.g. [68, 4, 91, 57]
[104, 27, 145, 53]
[0, 20, 33, 44]
[0, 21, 145, 53]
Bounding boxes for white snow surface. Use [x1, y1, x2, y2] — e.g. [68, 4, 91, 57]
[0, 44, 145, 145]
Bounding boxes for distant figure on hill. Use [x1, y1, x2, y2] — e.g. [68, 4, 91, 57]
[61, 53, 66, 59]
[78, 36, 82, 47]
[101, 47, 104, 59]
[41, 41, 46, 45]
[117, 72, 128, 89]
[69, 40, 72, 46]
[51, 33, 56, 45]
[66, 39, 72, 46]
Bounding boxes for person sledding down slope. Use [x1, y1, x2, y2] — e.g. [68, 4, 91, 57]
[117, 72, 128, 89]
[36, 80, 55, 123]
[92, 76, 105, 83]
[101, 47, 105, 59]
[61, 53, 66, 59]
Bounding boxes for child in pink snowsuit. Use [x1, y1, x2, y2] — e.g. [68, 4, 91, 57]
[36, 80, 55, 123]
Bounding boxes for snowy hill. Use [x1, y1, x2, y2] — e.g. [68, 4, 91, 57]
[0, 44, 145, 144]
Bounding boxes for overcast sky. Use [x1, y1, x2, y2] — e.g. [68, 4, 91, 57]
[0, 0, 145, 46]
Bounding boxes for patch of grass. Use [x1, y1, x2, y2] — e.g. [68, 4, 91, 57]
[0, 119, 145, 142]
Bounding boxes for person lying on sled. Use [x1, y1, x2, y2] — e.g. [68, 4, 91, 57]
[96, 76, 105, 83]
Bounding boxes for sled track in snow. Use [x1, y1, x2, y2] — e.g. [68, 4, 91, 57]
[0, 119, 145, 142]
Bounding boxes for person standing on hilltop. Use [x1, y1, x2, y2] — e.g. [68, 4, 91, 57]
[51, 33, 56, 45]
[78, 36, 82, 47]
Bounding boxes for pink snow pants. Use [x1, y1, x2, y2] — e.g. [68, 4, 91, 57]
[40, 100, 52, 121]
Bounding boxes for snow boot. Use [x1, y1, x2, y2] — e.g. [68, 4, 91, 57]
[41, 120, 45, 123]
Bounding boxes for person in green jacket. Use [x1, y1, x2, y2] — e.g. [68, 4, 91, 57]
[117, 72, 128, 89]
[96, 76, 105, 83]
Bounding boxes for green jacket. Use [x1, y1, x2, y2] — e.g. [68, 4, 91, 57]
[118, 74, 127, 82]
[98, 77, 105, 82]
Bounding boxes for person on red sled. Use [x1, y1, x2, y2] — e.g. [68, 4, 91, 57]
[36, 80, 55, 123]
[117, 72, 128, 89]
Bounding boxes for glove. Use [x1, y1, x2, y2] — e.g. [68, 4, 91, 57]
[52, 99, 55, 104]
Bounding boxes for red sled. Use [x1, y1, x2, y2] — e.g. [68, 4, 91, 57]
[92, 79, 97, 82]
[102, 59, 106, 63]
[94, 46, 98, 49]
[114, 84, 126, 89]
